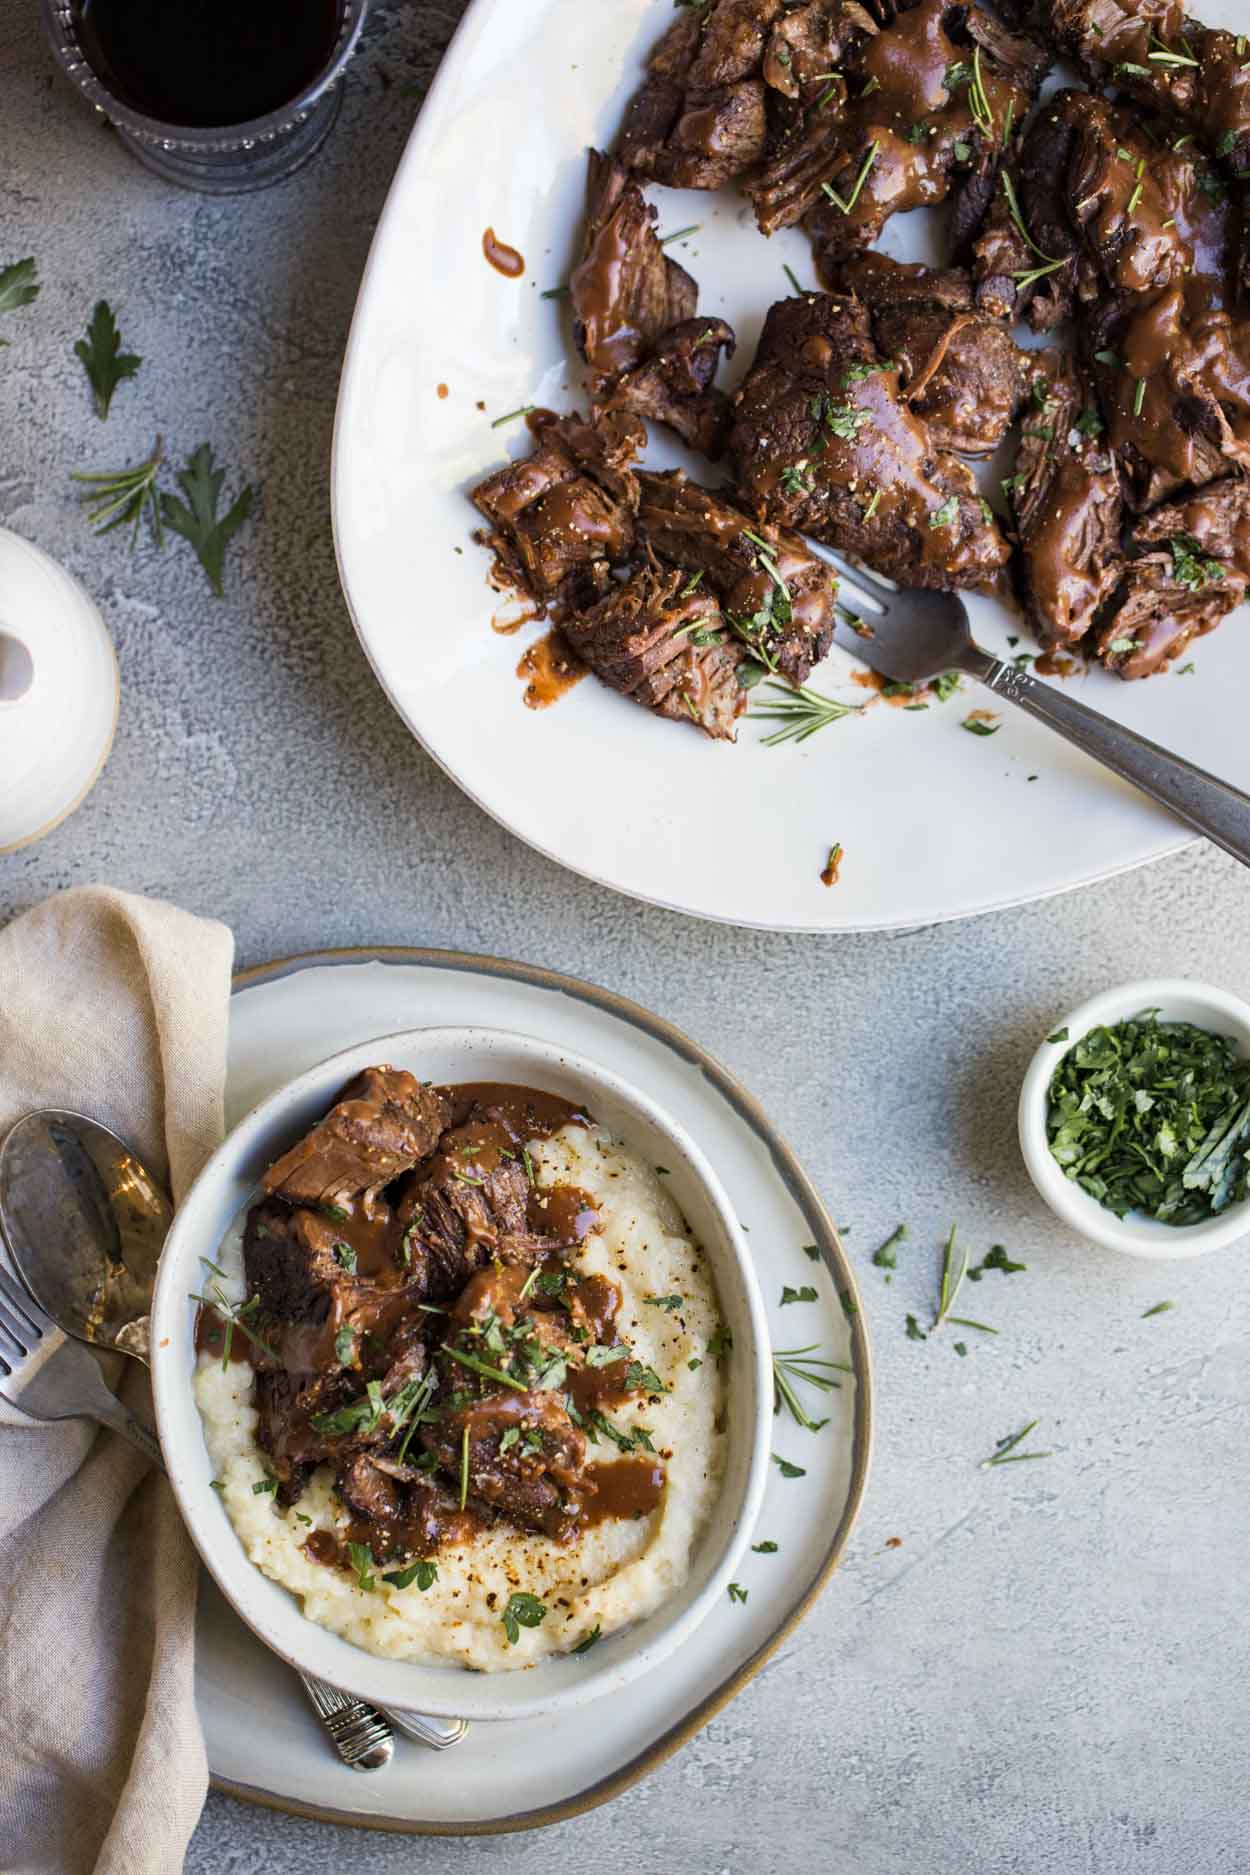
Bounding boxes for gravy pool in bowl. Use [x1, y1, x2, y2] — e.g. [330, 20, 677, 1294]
[192, 1068, 728, 1671]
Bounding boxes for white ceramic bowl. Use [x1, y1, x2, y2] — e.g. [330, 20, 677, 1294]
[151, 1026, 771, 1721]
[1018, 979, 1250, 1260]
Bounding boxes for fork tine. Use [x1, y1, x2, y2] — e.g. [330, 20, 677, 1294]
[0, 1315, 29, 1364]
[0, 1265, 48, 1341]
[824, 548, 898, 602]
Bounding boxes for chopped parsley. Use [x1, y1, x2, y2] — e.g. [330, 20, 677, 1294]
[929, 495, 960, 530]
[772, 1453, 806, 1478]
[780, 1284, 818, 1305]
[872, 1223, 906, 1270]
[752, 1540, 779, 1554]
[1168, 534, 1225, 594]
[502, 1591, 548, 1645]
[727, 1582, 749, 1604]
[572, 1623, 602, 1654]
[1047, 1013, 1250, 1222]
[347, 1542, 376, 1591]
[382, 1559, 438, 1591]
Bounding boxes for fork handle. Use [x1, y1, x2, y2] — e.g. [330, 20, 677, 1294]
[972, 651, 1250, 868]
[92, 1392, 165, 1467]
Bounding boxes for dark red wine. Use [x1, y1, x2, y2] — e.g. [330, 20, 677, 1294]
[76, 0, 344, 128]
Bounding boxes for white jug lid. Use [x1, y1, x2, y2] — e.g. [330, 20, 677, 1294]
[0, 527, 119, 854]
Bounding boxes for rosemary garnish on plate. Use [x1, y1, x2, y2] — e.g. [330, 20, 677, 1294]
[750, 681, 863, 746]
[773, 1344, 851, 1431]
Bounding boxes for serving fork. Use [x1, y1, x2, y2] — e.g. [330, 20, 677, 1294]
[826, 555, 1250, 868]
[0, 1268, 468, 1768]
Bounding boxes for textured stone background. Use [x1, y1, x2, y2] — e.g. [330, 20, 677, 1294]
[3, 2, 1250, 1868]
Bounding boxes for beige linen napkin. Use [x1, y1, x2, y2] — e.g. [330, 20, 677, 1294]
[0, 886, 234, 1874]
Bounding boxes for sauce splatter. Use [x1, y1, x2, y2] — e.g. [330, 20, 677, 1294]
[885, 1536, 903, 1550]
[965, 707, 999, 726]
[492, 605, 539, 637]
[517, 629, 586, 708]
[1035, 648, 1079, 677]
[820, 842, 843, 888]
[436, 383, 449, 400]
[483, 228, 524, 278]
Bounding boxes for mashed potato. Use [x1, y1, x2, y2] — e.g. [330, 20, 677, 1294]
[193, 1121, 727, 1670]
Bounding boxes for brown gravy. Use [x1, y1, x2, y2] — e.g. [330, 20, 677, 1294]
[482, 228, 524, 278]
[516, 629, 587, 709]
[580, 1458, 666, 1526]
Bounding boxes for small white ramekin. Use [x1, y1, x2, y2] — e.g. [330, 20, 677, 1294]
[152, 1025, 771, 1721]
[1018, 978, 1250, 1260]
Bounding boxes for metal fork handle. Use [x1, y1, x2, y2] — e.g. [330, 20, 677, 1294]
[968, 648, 1250, 867]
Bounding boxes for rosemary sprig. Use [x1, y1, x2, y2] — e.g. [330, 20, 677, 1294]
[189, 1256, 279, 1367]
[982, 1420, 1051, 1466]
[750, 681, 863, 746]
[967, 44, 994, 138]
[71, 435, 165, 546]
[821, 140, 880, 216]
[490, 404, 535, 429]
[931, 1223, 967, 1331]
[459, 1423, 471, 1509]
[773, 1344, 852, 1431]
[660, 224, 700, 245]
[999, 172, 1066, 292]
[439, 1343, 526, 1391]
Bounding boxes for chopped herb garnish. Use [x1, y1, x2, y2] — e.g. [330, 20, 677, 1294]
[252, 1475, 278, 1495]
[74, 300, 140, 419]
[961, 715, 999, 737]
[501, 1591, 547, 1645]
[382, 1558, 438, 1591]
[347, 1541, 376, 1591]
[334, 1326, 356, 1367]
[772, 1453, 806, 1478]
[783, 263, 804, 294]
[1074, 407, 1104, 438]
[572, 1623, 602, 1654]
[872, 1223, 906, 1270]
[752, 1540, 779, 1554]
[333, 1241, 357, 1273]
[905, 1314, 927, 1341]
[820, 140, 880, 215]
[1142, 1300, 1175, 1318]
[727, 1582, 749, 1604]
[708, 1324, 734, 1361]
[999, 170, 1067, 290]
[1132, 377, 1147, 417]
[780, 1284, 818, 1306]
[929, 495, 960, 530]
[1047, 1027, 1070, 1044]
[491, 403, 536, 429]
[967, 1244, 1026, 1280]
[1169, 534, 1225, 593]
[780, 459, 815, 496]
[644, 1294, 683, 1312]
[932, 1224, 967, 1331]
[982, 1421, 1051, 1467]
[310, 1379, 386, 1437]
[802, 1243, 821, 1261]
[1047, 1013, 1250, 1223]
[659, 224, 700, 246]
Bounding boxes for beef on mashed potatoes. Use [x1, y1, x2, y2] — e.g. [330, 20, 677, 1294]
[192, 1066, 728, 1670]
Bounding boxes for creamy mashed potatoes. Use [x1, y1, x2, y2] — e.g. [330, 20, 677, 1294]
[193, 1122, 727, 1670]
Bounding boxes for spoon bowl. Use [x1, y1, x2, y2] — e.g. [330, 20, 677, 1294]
[0, 1109, 169, 1360]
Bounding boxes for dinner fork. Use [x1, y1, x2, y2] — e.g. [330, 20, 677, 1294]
[825, 554, 1250, 868]
[0, 1268, 399, 1769]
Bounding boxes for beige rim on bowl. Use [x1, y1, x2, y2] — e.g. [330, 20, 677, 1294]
[196, 946, 873, 1834]
[1018, 976, 1250, 1261]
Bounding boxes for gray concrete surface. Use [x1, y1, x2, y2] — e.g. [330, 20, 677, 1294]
[4, 4, 1250, 1869]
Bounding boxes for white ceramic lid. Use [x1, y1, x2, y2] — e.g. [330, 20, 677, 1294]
[0, 526, 118, 854]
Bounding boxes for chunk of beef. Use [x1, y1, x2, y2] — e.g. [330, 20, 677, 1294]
[1094, 478, 1250, 677]
[795, 0, 1048, 268]
[261, 1068, 451, 1210]
[393, 1139, 539, 1303]
[562, 557, 750, 741]
[421, 1389, 587, 1539]
[637, 468, 837, 682]
[244, 1199, 348, 1325]
[470, 409, 645, 607]
[570, 153, 698, 378]
[597, 317, 737, 456]
[1087, 291, 1250, 511]
[728, 291, 1011, 589]
[616, 0, 783, 190]
[1037, 1, 1250, 175]
[338, 1452, 404, 1525]
[1009, 350, 1123, 648]
[836, 253, 1028, 454]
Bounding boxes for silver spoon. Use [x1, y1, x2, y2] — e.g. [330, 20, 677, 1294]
[0, 1110, 464, 1762]
[822, 554, 1250, 866]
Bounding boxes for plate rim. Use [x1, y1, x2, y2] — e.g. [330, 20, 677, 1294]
[329, 0, 1197, 936]
[207, 943, 873, 1835]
